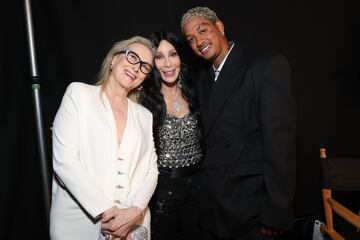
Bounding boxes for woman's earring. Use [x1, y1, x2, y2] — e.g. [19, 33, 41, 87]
[137, 85, 143, 91]
[177, 74, 183, 89]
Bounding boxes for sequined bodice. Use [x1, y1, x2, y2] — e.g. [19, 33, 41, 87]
[157, 112, 202, 168]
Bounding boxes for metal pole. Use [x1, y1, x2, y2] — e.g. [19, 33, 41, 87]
[23, 0, 51, 225]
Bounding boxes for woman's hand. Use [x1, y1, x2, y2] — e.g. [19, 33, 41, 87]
[101, 206, 142, 239]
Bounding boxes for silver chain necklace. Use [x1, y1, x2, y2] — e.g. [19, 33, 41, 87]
[173, 98, 181, 112]
[174, 87, 181, 112]
[164, 87, 181, 113]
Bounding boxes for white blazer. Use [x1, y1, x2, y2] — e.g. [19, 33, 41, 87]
[50, 82, 158, 240]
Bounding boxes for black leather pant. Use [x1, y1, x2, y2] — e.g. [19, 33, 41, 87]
[150, 171, 201, 240]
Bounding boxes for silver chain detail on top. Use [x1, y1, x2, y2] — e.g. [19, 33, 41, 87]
[157, 112, 202, 168]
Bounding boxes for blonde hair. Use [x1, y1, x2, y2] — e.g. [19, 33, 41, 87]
[180, 6, 218, 32]
[96, 36, 155, 102]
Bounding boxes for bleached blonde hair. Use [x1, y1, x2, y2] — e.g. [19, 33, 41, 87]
[180, 6, 218, 32]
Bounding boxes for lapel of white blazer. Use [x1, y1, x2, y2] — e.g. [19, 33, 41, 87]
[103, 95, 141, 179]
[124, 100, 141, 177]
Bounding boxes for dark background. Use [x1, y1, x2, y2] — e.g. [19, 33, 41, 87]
[2, 0, 359, 239]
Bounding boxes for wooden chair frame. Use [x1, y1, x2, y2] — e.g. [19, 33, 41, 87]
[320, 148, 360, 240]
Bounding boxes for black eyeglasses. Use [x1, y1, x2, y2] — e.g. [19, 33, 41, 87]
[116, 49, 153, 75]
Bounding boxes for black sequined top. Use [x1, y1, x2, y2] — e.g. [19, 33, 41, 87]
[157, 112, 202, 168]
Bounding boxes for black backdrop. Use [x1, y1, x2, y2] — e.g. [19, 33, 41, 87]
[2, 0, 359, 239]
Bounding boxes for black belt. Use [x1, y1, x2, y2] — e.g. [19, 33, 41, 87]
[158, 164, 201, 178]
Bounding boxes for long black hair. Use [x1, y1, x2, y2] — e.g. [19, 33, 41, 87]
[139, 31, 198, 127]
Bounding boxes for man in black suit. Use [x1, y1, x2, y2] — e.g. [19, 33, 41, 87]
[181, 6, 296, 240]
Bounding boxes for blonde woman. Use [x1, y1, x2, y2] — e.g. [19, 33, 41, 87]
[50, 36, 158, 240]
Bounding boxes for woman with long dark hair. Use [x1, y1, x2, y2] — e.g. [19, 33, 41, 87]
[139, 31, 203, 240]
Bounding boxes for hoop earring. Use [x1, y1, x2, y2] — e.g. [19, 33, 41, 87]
[137, 85, 143, 91]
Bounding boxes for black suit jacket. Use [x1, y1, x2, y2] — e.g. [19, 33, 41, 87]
[193, 44, 296, 237]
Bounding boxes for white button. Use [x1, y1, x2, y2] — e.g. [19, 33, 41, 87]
[114, 199, 121, 204]
[117, 171, 124, 175]
[116, 185, 123, 189]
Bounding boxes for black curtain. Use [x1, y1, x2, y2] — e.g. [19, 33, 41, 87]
[2, 0, 359, 239]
